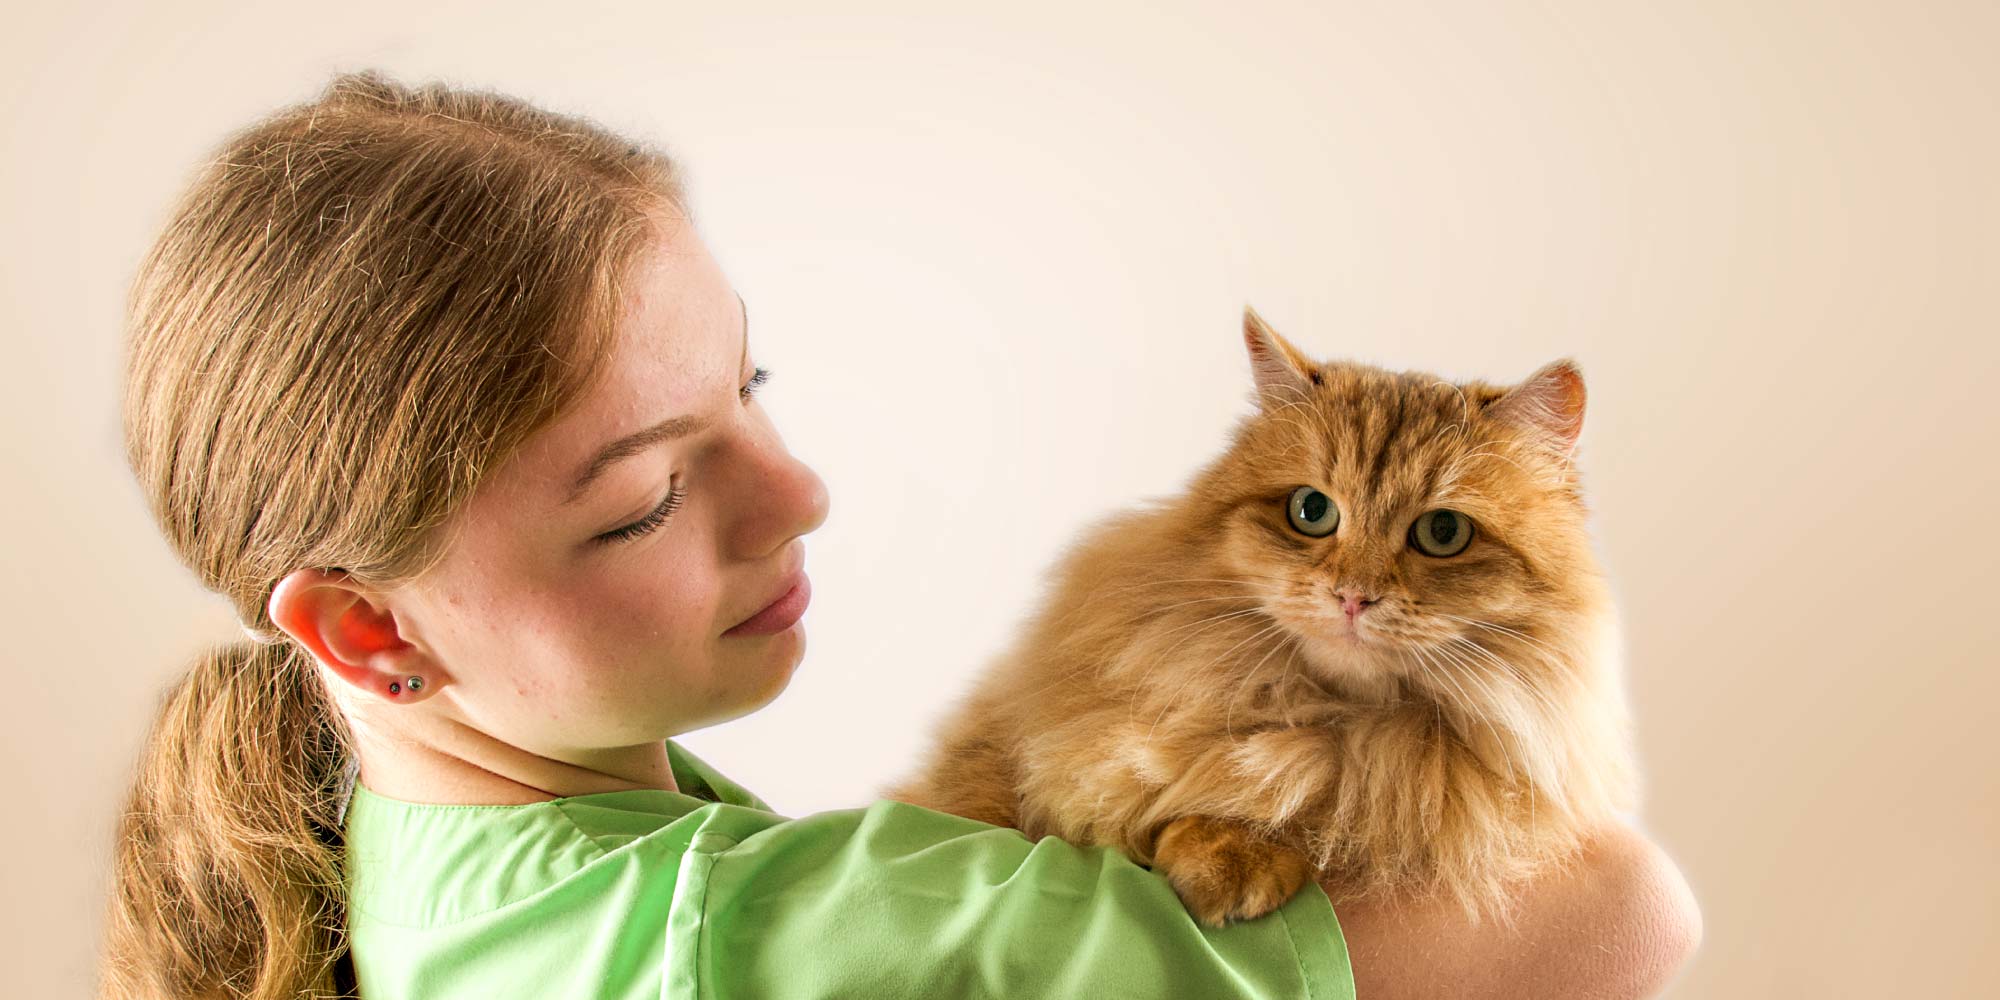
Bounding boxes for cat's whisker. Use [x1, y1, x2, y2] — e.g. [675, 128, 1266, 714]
[1075, 590, 1271, 688]
[1397, 650, 1450, 774]
[1413, 642, 1521, 786]
[1070, 578, 1285, 615]
[1296, 408, 1337, 446]
[1435, 612, 1537, 645]
[1434, 613, 1568, 661]
[1225, 628, 1296, 743]
[1423, 421, 1471, 454]
[1039, 578, 1277, 636]
[1093, 596, 1270, 640]
[974, 669, 1083, 718]
[1428, 379, 1472, 430]
[963, 607, 1275, 721]
[1126, 595, 1268, 621]
[1400, 648, 1461, 768]
[1437, 630, 1547, 689]
[1259, 392, 1338, 447]
[1440, 635, 1565, 720]
[1046, 601, 1264, 670]
[1142, 620, 1286, 745]
[1430, 645, 1516, 725]
[1261, 384, 1317, 409]
[1150, 607, 1268, 647]
[1255, 389, 1314, 414]
[1424, 640, 1544, 828]
[1100, 576, 1291, 593]
[1118, 608, 1280, 721]
[1404, 645, 1464, 730]
[1262, 412, 1323, 442]
[1209, 617, 1291, 664]
[1301, 394, 1338, 445]
[1439, 447, 1547, 488]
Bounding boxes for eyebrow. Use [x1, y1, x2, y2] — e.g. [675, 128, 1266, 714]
[559, 291, 749, 509]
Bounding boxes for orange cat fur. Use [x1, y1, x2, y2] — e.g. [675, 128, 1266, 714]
[880, 307, 1641, 929]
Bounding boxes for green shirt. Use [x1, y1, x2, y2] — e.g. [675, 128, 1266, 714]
[342, 738, 1356, 998]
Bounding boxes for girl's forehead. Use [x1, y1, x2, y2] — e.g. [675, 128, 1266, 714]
[452, 215, 754, 527]
[614, 216, 734, 366]
[498, 253, 747, 511]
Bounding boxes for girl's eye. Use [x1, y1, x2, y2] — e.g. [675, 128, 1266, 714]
[1408, 509, 1475, 557]
[594, 481, 686, 545]
[1286, 486, 1340, 537]
[591, 368, 773, 547]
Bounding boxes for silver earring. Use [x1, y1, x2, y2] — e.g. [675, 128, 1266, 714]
[389, 676, 423, 696]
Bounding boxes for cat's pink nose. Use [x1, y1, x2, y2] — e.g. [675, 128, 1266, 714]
[1335, 588, 1378, 618]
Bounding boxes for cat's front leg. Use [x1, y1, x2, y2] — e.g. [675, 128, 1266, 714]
[1149, 814, 1315, 928]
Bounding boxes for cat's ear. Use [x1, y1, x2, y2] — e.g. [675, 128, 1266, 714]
[1243, 305, 1320, 411]
[1483, 358, 1587, 457]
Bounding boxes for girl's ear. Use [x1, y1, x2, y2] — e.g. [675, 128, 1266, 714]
[268, 568, 445, 701]
[1483, 358, 1587, 457]
[1242, 305, 1320, 411]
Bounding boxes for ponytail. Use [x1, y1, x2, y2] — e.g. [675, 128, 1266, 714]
[98, 640, 358, 999]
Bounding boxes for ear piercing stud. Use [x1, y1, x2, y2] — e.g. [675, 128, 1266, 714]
[389, 676, 424, 696]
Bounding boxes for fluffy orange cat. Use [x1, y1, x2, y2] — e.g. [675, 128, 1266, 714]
[880, 307, 1641, 929]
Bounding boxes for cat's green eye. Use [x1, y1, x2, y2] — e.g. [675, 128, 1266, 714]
[1409, 509, 1474, 557]
[1287, 486, 1340, 537]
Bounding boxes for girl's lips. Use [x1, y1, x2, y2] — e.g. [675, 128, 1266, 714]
[723, 572, 811, 637]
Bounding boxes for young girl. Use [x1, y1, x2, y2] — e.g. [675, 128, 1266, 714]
[98, 69, 1698, 999]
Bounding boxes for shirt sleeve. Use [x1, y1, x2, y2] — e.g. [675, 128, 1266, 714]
[681, 798, 1355, 999]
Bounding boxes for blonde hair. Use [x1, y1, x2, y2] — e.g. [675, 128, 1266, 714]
[101, 69, 688, 998]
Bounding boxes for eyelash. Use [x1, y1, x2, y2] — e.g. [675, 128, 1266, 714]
[592, 367, 772, 546]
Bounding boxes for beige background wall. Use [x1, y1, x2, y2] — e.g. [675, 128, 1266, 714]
[5, 2, 1994, 996]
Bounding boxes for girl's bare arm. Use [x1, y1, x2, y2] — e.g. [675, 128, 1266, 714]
[1330, 822, 1703, 999]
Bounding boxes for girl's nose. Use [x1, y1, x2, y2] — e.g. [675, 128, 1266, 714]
[735, 447, 830, 560]
[791, 461, 831, 539]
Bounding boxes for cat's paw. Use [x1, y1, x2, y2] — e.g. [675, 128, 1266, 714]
[1151, 814, 1314, 928]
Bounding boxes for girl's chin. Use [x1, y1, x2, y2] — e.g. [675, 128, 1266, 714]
[748, 635, 806, 704]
